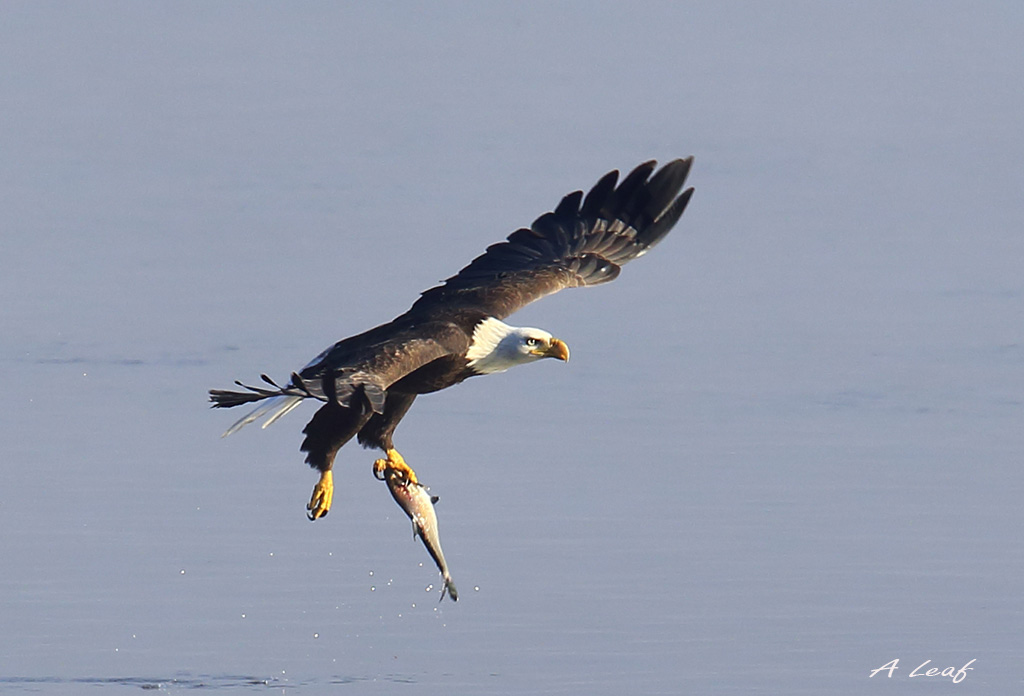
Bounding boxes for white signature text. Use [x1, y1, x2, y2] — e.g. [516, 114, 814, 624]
[869, 658, 975, 684]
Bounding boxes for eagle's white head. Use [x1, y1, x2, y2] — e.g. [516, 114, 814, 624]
[466, 317, 570, 375]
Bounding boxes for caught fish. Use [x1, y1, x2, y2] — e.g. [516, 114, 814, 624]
[377, 463, 458, 602]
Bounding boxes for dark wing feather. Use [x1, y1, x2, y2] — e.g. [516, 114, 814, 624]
[408, 158, 694, 320]
[292, 321, 472, 412]
[210, 321, 472, 415]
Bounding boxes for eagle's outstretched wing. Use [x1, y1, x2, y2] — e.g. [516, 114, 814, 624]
[408, 158, 694, 320]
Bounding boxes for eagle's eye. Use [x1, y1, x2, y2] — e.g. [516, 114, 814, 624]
[525, 337, 540, 348]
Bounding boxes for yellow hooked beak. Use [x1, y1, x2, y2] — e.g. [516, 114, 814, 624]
[542, 337, 570, 362]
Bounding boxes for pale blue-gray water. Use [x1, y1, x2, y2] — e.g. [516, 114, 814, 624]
[2, 3, 1022, 694]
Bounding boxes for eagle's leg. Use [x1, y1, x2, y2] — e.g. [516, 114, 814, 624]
[372, 448, 419, 484]
[302, 400, 373, 521]
[307, 469, 334, 521]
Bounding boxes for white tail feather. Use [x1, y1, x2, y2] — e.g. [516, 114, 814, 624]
[222, 394, 304, 437]
[261, 395, 303, 428]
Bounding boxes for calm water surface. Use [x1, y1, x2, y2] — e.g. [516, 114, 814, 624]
[2, 3, 1022, 694]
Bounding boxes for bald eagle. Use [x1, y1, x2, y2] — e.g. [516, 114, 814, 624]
[211, 158, 695, 520]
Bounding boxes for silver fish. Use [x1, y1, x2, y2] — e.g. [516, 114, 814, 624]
[380, 466, 458, 602]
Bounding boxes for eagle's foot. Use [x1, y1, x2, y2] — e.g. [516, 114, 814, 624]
[373, 448, 418, 484]
[307, 469, 333, 521]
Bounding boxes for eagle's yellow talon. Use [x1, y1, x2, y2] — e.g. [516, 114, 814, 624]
[373, 448, 418, 484]
[385, 448, 418, 484]
[307, 469, 333, 521]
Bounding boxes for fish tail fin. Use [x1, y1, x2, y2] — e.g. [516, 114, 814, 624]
[441, 576, 458, 602]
